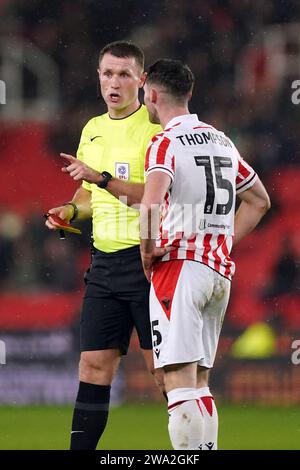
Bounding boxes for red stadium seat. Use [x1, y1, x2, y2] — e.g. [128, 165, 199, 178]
[267, 167, 300, 209]
[228, 208, 300, 330]
[0, 292, 82, 330]
[272, 294, 300, 331]
[0, 123, 77, 216]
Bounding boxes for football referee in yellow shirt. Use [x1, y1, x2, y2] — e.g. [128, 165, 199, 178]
[46, 41, 164, 450]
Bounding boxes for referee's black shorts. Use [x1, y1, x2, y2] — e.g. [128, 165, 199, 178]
[80, 245, 152, 355]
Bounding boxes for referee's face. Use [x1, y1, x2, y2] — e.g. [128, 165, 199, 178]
[98, 53, 144, 117]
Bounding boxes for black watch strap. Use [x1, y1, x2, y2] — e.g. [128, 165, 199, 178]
[98, 171, 113, 189]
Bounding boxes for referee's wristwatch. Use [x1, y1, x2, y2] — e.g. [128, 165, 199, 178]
[97, 171, 113, 189]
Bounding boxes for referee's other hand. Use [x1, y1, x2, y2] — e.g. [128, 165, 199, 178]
[45, 206, 73, 230]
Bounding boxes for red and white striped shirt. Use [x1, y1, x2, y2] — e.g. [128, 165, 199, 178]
[145, 114, 257, 280]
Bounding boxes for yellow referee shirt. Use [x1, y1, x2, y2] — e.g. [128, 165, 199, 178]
[77, 105, 161, 252]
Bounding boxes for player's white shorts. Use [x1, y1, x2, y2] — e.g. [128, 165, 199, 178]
[150, 260, 231, 369]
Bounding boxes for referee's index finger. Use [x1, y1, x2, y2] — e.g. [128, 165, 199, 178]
[60, 152, 76, 161]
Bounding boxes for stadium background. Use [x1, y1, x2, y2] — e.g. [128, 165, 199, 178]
[0, 0, 300, 449]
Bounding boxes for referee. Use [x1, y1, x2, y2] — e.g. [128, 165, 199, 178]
[46, 41, 165, 450]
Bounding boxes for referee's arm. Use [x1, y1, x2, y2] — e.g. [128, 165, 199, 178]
[61, 152, 144, 206]
[104, 179, 144, 206]
[70, 186, 92, 220]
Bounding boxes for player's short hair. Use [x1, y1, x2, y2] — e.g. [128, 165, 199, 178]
[146, 59, 194, 99]
[99, 41, 144, 70]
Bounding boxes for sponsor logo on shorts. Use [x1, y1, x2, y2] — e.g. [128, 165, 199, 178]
[205, 442, 214, 450]
[154, 348, 160, 359]
[161, 297, 170, 311]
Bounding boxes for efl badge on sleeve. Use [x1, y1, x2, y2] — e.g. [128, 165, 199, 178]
[115, 162, 130, 180]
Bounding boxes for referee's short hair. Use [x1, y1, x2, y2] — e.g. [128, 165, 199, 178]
[99, 41, 144, 70]
[146, 59, 194, 99]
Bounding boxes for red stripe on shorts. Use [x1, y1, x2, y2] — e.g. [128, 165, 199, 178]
[200, 396, 214, 417]
[152, 260, 184, 321]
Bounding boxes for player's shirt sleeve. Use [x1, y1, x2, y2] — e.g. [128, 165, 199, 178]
[141, 124, 162, 161]
[76, 120, 93, 192]
[145, 135, 175, 182]
[235, 151, 258, 194]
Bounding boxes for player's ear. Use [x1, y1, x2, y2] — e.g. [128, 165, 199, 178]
[139, 72, 147, 88]
[150, 88, 158, 104]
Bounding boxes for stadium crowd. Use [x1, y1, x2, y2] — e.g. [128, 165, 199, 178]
[0, 0, 299, 331]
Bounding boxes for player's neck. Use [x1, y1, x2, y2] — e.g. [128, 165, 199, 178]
[108, 99, 141, 119]
[159, 106, 190, 129]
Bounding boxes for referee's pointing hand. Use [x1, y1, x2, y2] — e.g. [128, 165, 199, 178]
[61, 153, 103, 185]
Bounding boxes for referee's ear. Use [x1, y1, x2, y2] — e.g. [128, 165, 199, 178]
[139, 72, 147, 88]
[96, 79, 101, 100]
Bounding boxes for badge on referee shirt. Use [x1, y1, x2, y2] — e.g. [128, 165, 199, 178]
[115, 162, 130, 180]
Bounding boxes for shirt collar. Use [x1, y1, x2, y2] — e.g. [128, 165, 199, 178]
[164, 113, 198, 130]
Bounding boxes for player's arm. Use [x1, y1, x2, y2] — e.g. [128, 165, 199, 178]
[234, 177, 271, 245]
[140, 172, 172, 281]
[61, 153, 144, 206]
[45, 186, 92, 231]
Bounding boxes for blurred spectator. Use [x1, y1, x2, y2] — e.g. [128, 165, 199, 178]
[0, 210, 83, 293]
[0, 0, 300, 331]
[2, 0, 299, 170]
[0, 233, 14, 286]
[0, 211, 24, 288]
[265, 237, 299, 298]
[40, 237, 81, 292]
